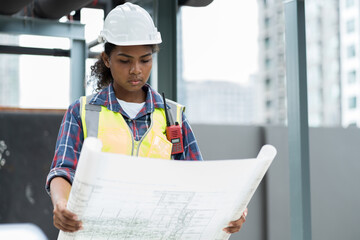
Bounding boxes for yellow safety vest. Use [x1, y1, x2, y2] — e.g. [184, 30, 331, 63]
[79, 95, 184, 160]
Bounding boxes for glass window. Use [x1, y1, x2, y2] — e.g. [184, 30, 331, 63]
[264, 17, 270, 28]
[265, 37, 270, 49]
[346, 19, 355, 33]
[265, 77, 271, 89]
[347, 45, 356, 58]
[349, 96, 357, 109]
[265, 58, 271, 69]
[348, 70, 356, 84]
[266, 100, 272, 108]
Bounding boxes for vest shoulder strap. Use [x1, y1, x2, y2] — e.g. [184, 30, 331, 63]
[79, 94, 100, 112]
[80, 94, 101, 138]
[165, 99, 185, 126]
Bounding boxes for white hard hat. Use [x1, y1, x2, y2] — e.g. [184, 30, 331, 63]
[99, 2, 162, 46]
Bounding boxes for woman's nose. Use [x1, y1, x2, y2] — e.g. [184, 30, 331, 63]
[130, 61, 141, 75]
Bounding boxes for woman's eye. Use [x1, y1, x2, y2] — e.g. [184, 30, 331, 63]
[142, 59, 151, 63]
[119, 59, 129, 63]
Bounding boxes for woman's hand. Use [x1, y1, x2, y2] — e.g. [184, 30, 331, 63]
[50, 177, 82, 232]
[53, 198, 82, 232]
[223, 208, 248, 234]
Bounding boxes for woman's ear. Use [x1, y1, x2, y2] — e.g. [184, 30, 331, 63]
[102, 52, 110, 68]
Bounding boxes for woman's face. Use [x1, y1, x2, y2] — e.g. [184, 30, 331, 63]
[102, 45, 153, 101]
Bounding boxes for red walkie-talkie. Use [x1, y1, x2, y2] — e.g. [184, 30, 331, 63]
[162, 93, 184, 155]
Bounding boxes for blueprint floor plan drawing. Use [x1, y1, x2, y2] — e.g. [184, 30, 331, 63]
[58, 137, 277, 240]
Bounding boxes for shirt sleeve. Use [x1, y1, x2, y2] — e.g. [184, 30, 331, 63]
[173, 112, 203, 161]
[45, 99, 84, 195]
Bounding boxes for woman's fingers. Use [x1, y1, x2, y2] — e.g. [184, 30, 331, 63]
[223, 208, 248, 234]
[54, 214, 82, 232]
[53, 200, 82, 232]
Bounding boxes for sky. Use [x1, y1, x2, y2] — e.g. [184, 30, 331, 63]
[181, 0, 259, 84]
[16, 1, 259, 108]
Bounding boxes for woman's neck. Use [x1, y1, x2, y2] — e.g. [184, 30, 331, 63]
[114, 88, 146, 103]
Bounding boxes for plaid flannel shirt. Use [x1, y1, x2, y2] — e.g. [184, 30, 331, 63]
[45, 83, 203, 194]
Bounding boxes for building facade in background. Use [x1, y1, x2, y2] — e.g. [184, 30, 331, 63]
[257, 0, 287, 125]
[258, 0, 341, 126]
[181, 80, 260, 125]
[340, 0, 360, 126]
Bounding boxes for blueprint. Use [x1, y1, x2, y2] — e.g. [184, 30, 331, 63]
[58, 137, 276, 240]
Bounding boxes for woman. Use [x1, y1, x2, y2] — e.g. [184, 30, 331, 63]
[46, 2, 246, 235]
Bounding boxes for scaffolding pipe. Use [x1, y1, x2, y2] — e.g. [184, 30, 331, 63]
[0, 0, 33, 15]
[33, 0, 93, 19]
[178, 0, 213, 7]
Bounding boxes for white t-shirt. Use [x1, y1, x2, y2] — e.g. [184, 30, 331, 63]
[117, 99, 145, 119]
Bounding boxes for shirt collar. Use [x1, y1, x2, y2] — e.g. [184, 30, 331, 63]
[89, 83, 167, 115]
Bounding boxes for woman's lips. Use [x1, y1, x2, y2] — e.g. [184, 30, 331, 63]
[128, 79, 142, 85]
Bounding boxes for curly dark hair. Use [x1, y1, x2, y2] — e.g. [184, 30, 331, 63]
[90, 43, 160, 91]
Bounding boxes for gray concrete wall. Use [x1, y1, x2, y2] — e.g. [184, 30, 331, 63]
[192, 124, 360, 240]
[192, 124, 267, 240]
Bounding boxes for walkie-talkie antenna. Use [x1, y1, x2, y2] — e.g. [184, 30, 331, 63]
[162, 92, 171, 127]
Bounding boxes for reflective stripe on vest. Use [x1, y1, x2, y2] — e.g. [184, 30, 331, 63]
[79, 95, 185, 159]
